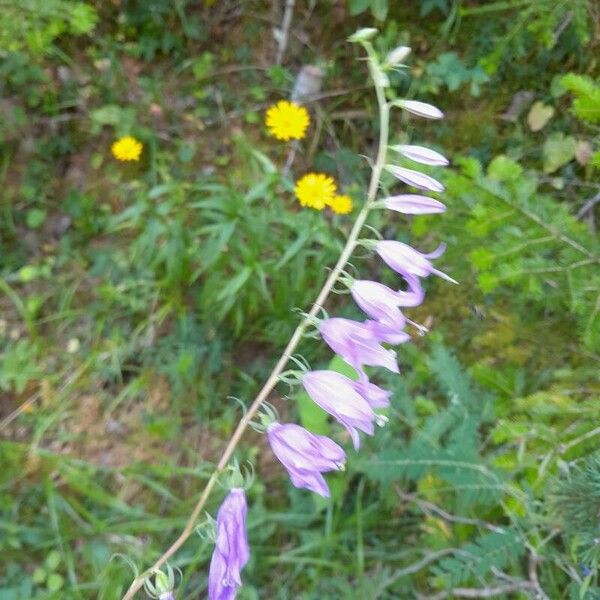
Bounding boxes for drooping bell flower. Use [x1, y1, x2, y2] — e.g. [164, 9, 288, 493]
[350, 280, 407, 332]
[319, 318, 399, 373]
[376, 240, 457, 284]
[383, 194, 446, 215]
[387, 165, 444, 192]
[208, 488, 250, 600]
[267, 422, 345, 497]
[302, 370, 375, 449]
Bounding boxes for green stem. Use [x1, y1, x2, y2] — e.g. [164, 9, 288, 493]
[121, 46, 390, 600]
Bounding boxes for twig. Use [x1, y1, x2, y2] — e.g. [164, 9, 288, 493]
[552, 11, 573, 45]
[382, 549, 462, 586]
[558, 425, 600, 455]
[576, 191, 600, 219]
[423, 581, 535, 599]
[275, 0, 296, 65]
[396, 489, 506, 534]
[121, 45, 391, 600]
[528, 552, 550, 600]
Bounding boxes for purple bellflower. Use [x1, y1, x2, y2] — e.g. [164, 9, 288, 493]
[376, 240, 457, 284]
[208, 488, 250, 600]
[267, 422, 345, 497]
[320, 317, 399, 373]
[302, 370, 376, 449]
[350, 280, 407, 332]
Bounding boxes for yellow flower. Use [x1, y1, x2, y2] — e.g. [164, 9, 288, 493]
[328, 194, 353, 215]
[295, 173, 336, 210]
[265, 100, 310, 141]
[111, 136, 143, 161]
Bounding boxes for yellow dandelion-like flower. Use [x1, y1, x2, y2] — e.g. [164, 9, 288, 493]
[328, 194, 353, 215]
[265, 100, 310, 141]
[111, 136, 143, 162]
[294, 173, 336, 210]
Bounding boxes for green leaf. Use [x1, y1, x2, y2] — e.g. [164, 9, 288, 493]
[46, 573, 64, 592]
[32, 567, 46, 584]
[561, 74, 600, 124]
[543, 132, 577, 173]
[371, 0, 388, 21]
[349, 0, 371, 16]
[45, 550, 61, 570]
[216, 267, 252, 302]
[25, 208, 46, 229]
[488, 155, 523, 181]
[527, 101, 554, 131]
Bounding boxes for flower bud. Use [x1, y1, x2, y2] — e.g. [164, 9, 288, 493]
[348, 28, 378, 43]
[385, 46, 411, 66]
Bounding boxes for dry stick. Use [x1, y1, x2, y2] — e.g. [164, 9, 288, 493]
[424, 581, 536, 599]
[396, 489, 506, 534]
[275, 0, 296, 65]
[121, 59, 390, 600]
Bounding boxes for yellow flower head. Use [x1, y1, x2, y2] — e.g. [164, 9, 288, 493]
[111, 136, 143, 162]
[266, 100, 310, 141]
[328, 194, 353, 215]
[294, 173, 336, 210]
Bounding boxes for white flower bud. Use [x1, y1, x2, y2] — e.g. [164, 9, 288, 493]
[386, 46, 411, 66]
[348, 28, 378, 43]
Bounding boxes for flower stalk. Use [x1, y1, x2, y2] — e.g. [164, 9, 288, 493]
[122, 40, 392, 600]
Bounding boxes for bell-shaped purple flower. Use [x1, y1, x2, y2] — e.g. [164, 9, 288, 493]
[302, 370, 375, 449]
[350, 280, 407, 332]
[320, 318, 399, 373]
[387, 165, 444, 192]
[267, 422, 345, 497]
[376, 240, 457, 284]
[383, 194, 446, 215]
[208, 488, 250, 600]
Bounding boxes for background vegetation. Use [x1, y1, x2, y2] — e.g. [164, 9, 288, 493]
[1, 1, 599, 598]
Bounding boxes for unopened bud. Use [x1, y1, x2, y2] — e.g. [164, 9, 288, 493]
[348, 28, 378, 43]
[385, 46, 411, 66]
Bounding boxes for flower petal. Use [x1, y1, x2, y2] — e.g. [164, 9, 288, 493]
[383, 194, 446, 215]
[392, 144, 449, 166]
[387, 165, 445, 192]
[397, 99, 444, 119]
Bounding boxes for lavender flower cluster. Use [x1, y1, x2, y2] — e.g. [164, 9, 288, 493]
[207, 73, 452, 600]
